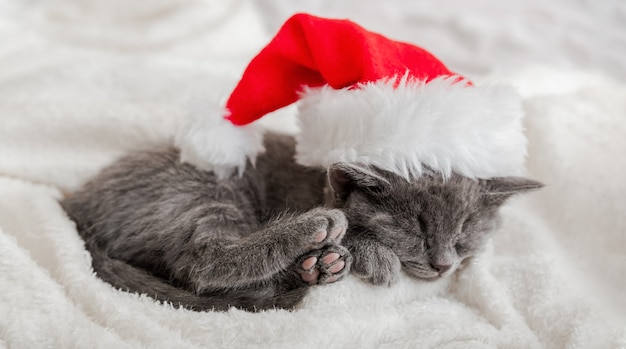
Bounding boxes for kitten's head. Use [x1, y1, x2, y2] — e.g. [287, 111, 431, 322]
[328, 163, 542, 280]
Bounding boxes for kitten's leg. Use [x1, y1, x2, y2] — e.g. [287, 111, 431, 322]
[343, 235, 401, 286]
[177, 207, 349, 294]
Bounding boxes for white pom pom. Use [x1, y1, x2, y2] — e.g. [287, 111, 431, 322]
[174, 99, 265, 179]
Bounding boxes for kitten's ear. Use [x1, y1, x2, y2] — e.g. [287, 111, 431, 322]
[328, 163, 391, 204]
[482, 177, 544, 206]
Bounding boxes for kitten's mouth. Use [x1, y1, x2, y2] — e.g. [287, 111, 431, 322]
[416, 275, 441, 281]
[401, 261, 444, 281]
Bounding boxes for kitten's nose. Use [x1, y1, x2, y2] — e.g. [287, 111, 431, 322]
[431, 263, 452, 274]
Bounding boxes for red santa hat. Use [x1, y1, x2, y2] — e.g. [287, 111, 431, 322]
[176, 13, 527, 179]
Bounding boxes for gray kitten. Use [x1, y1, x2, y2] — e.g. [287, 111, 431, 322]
[61, 133, 541, 311]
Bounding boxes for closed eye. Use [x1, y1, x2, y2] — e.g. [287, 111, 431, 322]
[417, 216, 427, 233]
[461, 216, 474, 232]
[455, 242, 470, 255]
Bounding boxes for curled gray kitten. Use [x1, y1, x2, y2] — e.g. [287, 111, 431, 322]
[61, 133, 541, 311]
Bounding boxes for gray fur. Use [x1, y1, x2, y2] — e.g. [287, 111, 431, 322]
[328, 163, 543, 286]
[61, 133, 541, 311]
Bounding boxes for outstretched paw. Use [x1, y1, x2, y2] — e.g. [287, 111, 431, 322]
[296, 245, 352, 285]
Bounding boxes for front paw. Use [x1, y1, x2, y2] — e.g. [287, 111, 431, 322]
[297, 208, 348, 248]
[351, 245, 401, 287]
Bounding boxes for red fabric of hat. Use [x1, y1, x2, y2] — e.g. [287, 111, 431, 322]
[176, 13, 527, 180]
[225, 13, 457, 126]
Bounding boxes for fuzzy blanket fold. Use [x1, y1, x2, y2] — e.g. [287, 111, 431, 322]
[1, 1, 625, 348]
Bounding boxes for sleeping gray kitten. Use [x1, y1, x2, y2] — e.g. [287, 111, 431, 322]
[61, 133, 541, 312]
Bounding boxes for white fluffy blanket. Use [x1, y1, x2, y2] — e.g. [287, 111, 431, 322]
[1, 1, 625, 348]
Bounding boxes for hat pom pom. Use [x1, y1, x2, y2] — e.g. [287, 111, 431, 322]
[175, 99, 265, 178]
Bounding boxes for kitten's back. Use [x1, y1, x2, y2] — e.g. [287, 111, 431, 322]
[61, 135, 322, 311]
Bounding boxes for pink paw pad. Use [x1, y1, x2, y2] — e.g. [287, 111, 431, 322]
[329, 261, 345, 274]
[322, 252, 340, 265]
[302, 256, 317, 271]
[329, 226, 345, 239]
[314, 230, 327, 243]
[301, 269, 320, 285]
[325, 275, 340, 283]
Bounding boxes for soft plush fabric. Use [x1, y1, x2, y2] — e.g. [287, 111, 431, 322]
[1, 1, 624, 348]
